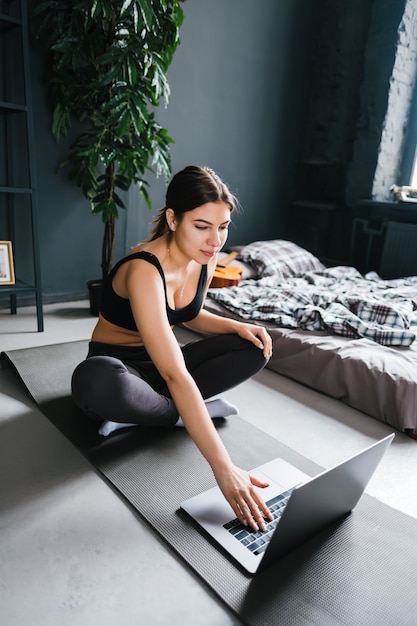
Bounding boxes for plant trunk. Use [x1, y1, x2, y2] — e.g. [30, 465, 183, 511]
[102, 214, 115, 281]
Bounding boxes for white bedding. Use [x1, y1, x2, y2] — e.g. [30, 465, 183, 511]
[205, 240, 417, 435]
[208, 267, 417, 347]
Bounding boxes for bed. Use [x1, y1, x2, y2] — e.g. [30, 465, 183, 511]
[205, 240, 417, 436]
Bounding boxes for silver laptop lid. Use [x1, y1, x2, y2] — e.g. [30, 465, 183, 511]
[259, 433, 395, 572]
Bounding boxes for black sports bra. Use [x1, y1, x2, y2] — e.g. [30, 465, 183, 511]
[100, 250, 208, 331]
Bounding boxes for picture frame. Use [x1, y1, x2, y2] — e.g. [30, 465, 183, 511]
[0, 241, 15, 285]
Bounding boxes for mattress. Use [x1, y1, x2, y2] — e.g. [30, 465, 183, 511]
[204, 297, 417, 435]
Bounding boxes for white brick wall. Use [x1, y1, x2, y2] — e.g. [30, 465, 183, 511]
[372, 0, 417, 199]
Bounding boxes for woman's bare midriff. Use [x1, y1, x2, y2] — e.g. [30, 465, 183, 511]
[91, 314, 147, 347]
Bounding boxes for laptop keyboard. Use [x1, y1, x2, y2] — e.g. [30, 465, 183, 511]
[223, 487, 296, 556]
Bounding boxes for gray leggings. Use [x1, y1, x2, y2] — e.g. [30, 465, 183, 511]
[71, 334, 268, 427]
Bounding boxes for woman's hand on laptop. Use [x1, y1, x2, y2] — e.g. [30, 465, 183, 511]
[213, 463, 274, 531]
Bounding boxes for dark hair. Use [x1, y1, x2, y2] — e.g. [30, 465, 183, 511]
[148, 165, 238, 241]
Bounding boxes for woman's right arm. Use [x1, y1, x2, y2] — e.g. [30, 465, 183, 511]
[125, 260, 272, 530]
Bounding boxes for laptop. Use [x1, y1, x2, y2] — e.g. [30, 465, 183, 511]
[180, 434, 394, 574]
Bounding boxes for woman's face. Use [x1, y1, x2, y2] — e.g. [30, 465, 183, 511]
[169, 202, 231, 263]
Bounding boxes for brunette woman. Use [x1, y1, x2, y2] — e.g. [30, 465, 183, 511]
[72, 165, 273, 531]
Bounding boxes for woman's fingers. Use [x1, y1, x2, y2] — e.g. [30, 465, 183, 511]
[249, 475, 273, 521]
[215, 465, 273, 531]
[234, 488, 272, 532]
[258, 329, 273, 357]
[239, 498, 267, 531]
[249, 326, 273, 357]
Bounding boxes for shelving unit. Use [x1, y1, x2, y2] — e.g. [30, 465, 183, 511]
[0, 0, 43, 331]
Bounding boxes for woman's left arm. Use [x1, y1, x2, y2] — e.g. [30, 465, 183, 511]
[184, 309, 273, 359]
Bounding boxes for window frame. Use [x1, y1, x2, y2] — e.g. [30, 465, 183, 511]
[400, 80, 417, 187]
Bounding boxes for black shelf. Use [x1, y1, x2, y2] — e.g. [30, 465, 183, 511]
[0, 186, 32, 193]
[0, 0, 43, 331]
[0, 279, 40, 296]
[0, 100, 27, 112]
[0, 13, 21, 31]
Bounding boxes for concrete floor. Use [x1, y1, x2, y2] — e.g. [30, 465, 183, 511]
[1, 301, 416, 625]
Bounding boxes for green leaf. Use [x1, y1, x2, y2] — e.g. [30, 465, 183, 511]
[127, 56, 138, 85]
[132, 4, 139, 33]
[138, 182, 152, 210]
[90, 0, 100, 19]
[116, 109, 132, 137]
[139, 0, 154, 31]
[120, 0, 134, 17]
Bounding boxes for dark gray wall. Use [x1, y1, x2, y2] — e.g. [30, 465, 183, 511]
[21, 0, 313, 303]
[142, 0, 314, 246]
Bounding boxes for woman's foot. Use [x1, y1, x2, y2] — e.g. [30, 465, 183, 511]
[205, 398, 239, 418]
[98, 420, 138, 437]
[175, 398, 239, 427]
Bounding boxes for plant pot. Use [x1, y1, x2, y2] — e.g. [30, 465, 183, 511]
[87, 279, 104, 316]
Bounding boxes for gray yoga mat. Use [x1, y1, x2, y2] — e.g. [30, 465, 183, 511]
[3, 340, 417, 625]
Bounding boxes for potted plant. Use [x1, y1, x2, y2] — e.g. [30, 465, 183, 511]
[30, 0, 185, 313]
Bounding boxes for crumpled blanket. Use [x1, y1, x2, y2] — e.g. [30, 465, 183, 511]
[208, 266, 417, 346]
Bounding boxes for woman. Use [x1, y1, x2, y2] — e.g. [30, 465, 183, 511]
[72, 165, 273, 531]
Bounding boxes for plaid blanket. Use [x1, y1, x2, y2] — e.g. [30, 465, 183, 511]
[208, 266, 417, 346]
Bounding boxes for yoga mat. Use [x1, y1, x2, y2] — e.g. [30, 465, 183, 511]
[3, 341, 417, 625]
